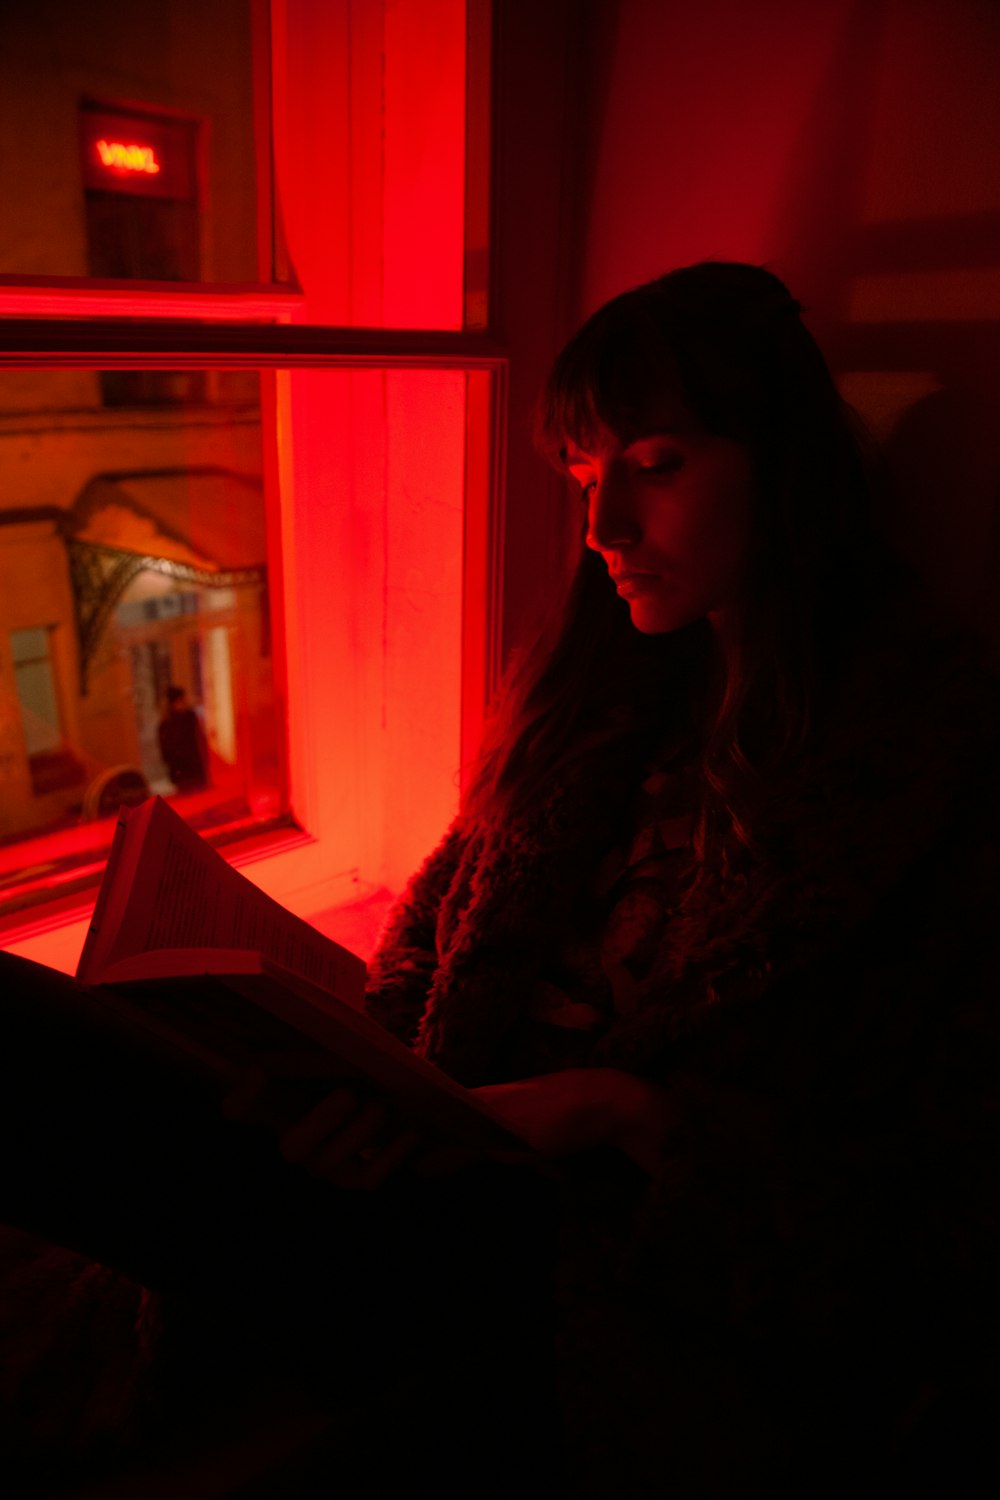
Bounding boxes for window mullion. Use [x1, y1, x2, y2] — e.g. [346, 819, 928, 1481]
[0, 319, 504, 370]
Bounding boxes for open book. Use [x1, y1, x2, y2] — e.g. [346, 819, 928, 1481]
[76, 796, 525, 1152]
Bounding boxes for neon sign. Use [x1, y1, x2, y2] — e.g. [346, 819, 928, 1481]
[95, 139, 161, 175]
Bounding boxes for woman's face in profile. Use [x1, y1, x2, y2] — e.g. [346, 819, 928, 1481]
[564, 411, 755, 639]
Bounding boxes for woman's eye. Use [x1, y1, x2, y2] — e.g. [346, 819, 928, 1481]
[638, 455, 684, 477]
[580, 479, 597, 501]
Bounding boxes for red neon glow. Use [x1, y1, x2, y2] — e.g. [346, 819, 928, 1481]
[274, 0, 465, 326]
[95, 139, 161, 175]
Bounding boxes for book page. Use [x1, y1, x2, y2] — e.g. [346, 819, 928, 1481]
[77, 804, 531, 1153]
[78, 798, 365, 1006]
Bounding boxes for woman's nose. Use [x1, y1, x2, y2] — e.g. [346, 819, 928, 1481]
[584, 471, 641, 551]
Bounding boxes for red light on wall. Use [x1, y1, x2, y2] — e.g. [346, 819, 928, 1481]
[95, 139, 162, 175]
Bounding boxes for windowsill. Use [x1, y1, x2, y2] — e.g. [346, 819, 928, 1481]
[0, 814, 315, 950]
[0, 279, 304, 321]
[1, 835, 393, 980]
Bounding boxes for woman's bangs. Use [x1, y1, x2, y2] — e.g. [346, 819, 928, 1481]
[537, 360, 606, 463]
[538, 314, 686, 463]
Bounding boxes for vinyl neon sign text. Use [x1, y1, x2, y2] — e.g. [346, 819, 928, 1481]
[95, 139, 161, 175]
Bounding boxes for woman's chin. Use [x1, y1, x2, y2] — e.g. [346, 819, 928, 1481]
[626, 599, 699, 636]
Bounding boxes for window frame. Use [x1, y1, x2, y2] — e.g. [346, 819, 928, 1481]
[0, 0, 505, 954]
[0, 322, 507, 950]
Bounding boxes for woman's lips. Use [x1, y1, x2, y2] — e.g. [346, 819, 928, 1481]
[612, 572, 661, 597]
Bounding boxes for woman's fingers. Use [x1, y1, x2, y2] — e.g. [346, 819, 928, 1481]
[233, 1075, 493, 1189]
[301, 1097, 388, 1176]
[225, 1073, 434, 1190]
[281, 1092, 424, 1187]
[279, 1086, 361, 1164]
[351, 1128, 423, 1189]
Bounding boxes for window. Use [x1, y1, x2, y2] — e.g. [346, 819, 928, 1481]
[0, 0, 500, 965]
[81, 102, 205, 407]
[4, 0, 264, 285]
[10, 626, 82, 795]
[81, 104, 201, 283]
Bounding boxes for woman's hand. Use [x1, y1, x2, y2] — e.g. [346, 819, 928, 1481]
[472, 1067, 673, 1175]
[222, 1068, 425, 1191]
[221, 1064, 674, 1189]
[276, 1084, 425, 1189]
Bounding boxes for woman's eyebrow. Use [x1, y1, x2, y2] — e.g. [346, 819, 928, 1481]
[625, 427, 685, 445]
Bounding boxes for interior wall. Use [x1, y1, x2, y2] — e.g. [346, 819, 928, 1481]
[491, 0, 608, 669]
[570, 0, 1000, 650]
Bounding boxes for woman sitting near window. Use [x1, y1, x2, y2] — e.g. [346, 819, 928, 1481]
[349, 261, 1000, 1492]
[2, 262, 998, 1497]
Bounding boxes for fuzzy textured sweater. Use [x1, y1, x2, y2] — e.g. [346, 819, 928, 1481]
[1, 623, 996, 1495]
[363, 624, 1000, 1494]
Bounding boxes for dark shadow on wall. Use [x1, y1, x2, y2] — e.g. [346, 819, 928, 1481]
[768, 0, 888, 342]
[493, 0, 625, 671]
[768, 0, 1000, 661]
[824, 211, 1000, 661]
[880, 383, 1000, 660]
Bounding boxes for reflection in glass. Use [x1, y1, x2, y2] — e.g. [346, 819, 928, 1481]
[0, 370, 284, 917]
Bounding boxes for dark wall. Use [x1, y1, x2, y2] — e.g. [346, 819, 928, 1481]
[491, 0, 619, 674]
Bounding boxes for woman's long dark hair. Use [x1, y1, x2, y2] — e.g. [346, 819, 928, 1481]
[463, 262, 913, 861]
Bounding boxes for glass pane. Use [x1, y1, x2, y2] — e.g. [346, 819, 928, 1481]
[274, 0, 489, 328]
[0, 360, 494, 948]
[11, 630, 64, 758]
[1, 0, 268, 283]
[0, 367, 285, 918]
[11, 627, 52, 665]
